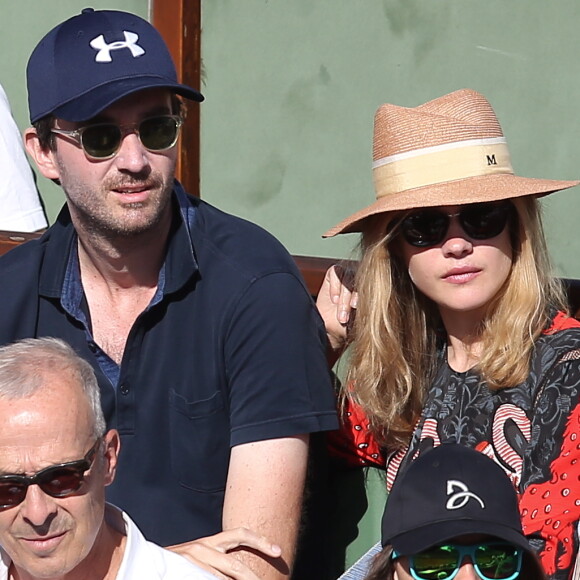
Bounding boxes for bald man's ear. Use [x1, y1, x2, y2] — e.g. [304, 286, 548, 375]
[24, 127, 61, 181]
[102, 429, 121, 487]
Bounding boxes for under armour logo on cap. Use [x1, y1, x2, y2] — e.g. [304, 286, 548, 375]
[90, 31, 145, 63]
[446, 479, 485, 510]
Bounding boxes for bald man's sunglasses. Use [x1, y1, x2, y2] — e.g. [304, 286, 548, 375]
[392, 201, 513, 248]
[0, 439, 100, 508]
[51, 115, 183, 160]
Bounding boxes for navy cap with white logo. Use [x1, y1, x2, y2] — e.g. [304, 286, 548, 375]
[381, 444, 531, 555]
[27, 8, 204, 123]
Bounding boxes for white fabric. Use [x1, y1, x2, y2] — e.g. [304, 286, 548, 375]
[573, 522, 580, 580]
[0, 84, 47, 232]
[0, 505, 218, 579]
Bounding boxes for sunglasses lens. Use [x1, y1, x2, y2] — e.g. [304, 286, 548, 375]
[401, 210, 449, 247]
[461, 203, 509, 240]
[81, 125, 122, 159]
[412, 545, 459, 579]
[139, 116, 180, 151]
[0, 480, 27, 507]
[400, 203, 510, 248]
[475, 544, 521, 579]
[37, 466, 85, 497]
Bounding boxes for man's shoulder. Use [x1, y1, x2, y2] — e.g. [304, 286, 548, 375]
[0, 211, 74, 265]
[0, 211, 75, 285]
[0, 234, 47, 281]
[191, 198, 301, 280]
[119, 509, 217, 579]
[193, 198, 288, 250]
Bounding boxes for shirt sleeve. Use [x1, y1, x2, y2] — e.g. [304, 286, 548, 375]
[519, 351, 580, 580]
[0, 85, 47, 232]
[223, 271, 338, 447]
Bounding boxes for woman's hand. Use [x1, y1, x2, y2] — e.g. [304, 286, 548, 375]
[316, 265, 358, 352]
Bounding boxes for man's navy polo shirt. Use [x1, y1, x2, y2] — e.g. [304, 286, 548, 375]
[0, 183, 338, 546]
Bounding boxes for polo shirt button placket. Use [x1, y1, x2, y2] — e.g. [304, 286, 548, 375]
[116, 376, 135, 433]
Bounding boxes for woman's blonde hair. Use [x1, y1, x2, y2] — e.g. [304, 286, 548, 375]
[345, 196, 567, 450]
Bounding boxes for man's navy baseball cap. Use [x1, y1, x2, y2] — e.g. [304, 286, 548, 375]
[27, 8, 204, 123]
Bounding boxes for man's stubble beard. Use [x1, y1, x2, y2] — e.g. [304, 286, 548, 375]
[57, 157, 176, 239]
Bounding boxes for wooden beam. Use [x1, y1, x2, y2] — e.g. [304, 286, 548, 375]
[152, 0, 202, 197]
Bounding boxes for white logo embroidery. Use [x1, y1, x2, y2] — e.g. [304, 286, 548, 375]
[446, 479, 485, 510]
[89, 31, 145, 63]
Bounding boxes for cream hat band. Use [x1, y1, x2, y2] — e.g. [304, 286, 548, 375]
[373, 137, 512, 197]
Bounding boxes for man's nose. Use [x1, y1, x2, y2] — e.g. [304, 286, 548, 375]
[112, 132, 151, 174]
[19, 484, 58, 528]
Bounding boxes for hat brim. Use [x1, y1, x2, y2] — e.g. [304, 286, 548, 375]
[50, 76, 204, 123]
[389, 518, 533, 556]
[323, 173, 580, 237]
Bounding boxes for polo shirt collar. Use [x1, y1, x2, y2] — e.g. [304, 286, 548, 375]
[38, 181, 199, 299]
[164, 181, 200, 294]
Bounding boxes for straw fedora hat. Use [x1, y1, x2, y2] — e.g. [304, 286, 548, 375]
[324, 89, 579, 237]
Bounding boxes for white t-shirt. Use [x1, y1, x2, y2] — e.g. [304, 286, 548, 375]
[0, 504, 218, 579]
[0, 84, 47, 232]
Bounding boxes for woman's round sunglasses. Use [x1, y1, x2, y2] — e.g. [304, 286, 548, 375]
[51, 115, 183, 160]
[393, 542, 523, 580]
[0, 439, 101, 508]
[392, 201, 513, 248]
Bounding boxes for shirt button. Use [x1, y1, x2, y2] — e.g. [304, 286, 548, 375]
[120, 384, 130, 396]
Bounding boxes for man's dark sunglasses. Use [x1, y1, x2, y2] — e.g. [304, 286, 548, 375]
[0, 439, 101, 508]
[393, 201, 513, 248]
[51, 115, 183, 160]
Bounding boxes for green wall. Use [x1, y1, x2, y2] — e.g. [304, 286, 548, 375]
[4, 1, 580, 570]
[0, 0, 149, 225]
[200, 0, 580, 278]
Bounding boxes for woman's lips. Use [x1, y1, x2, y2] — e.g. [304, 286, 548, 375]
[443, 266, 482, 284]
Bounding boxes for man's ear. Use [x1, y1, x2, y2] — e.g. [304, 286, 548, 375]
[23, 127, 61, 180]
[102, 429, 121, 487]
